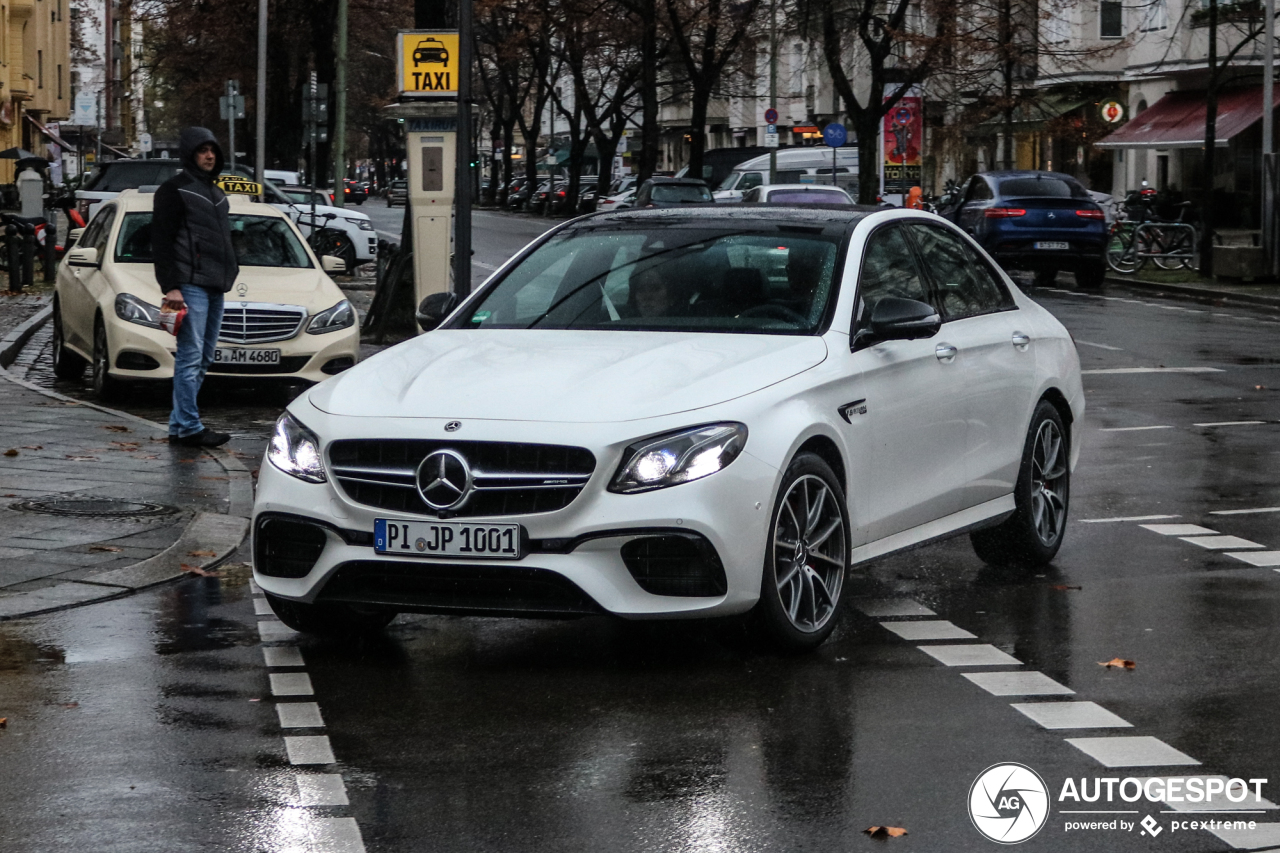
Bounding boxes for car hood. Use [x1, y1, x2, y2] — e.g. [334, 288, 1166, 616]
[111, 264, 340, 305]
[308, 329, 829, 422]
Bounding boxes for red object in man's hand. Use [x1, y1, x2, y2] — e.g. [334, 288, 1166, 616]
[158, 306, 187, 337]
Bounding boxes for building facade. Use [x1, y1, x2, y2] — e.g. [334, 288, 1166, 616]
[0, 0, 72, 182]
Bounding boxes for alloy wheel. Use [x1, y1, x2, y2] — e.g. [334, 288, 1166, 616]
[1030, 419, 1068, 546]
[772, 474, 846, 633]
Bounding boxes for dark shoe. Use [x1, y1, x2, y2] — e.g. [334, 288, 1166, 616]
[170, 429, 231, 448]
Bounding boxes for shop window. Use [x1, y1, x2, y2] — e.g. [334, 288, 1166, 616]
[1100, 0, 1123, 37]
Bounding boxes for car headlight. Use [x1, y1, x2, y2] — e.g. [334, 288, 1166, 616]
[267, 413, 327, 483]
[609, 423, 747, 494]
[114, 293, 162, 328]
[307, 300, 355, 334]
[350, 218, 374, 231]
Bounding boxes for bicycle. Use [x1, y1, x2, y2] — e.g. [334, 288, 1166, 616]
[298, 210, 357, 273]
[1105, 200, 1197, 274]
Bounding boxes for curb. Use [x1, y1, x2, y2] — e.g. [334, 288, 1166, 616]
[0, 303, 52, 368]
[1105, 275, 1280, 309]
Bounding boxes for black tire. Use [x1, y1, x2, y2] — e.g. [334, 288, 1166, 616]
[1032, 268, 1058, 288]
[1075, 263, 1106, 291]
[91, 318, 124, 402]
[264, 592, 395, 636]
[971, 400, 1070, 568]
[52, 299, 87, 380]
[753, 452, 850, 652]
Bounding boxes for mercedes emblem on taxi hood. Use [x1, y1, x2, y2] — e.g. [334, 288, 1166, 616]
[417, 449, 473, 511]
[237, 282, 249, 297]
[445, 421, 462, 432]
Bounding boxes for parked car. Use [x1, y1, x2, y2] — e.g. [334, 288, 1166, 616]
[742, 184, 855, 205]
[596, 188, 637, 211]
[342, 180, 367, 205]
[715, 147, 860, 203]
[935, 170, 1107, 289]
[252, 206, 1083, 651]
[506, 179, 542, 211]
[633, 177, 713, 208]
[53, 188, 360, 401]
[386, 179, 408, 207]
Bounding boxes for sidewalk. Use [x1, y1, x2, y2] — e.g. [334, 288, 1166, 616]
[0, 361, 252, 621]
[1104, 271, 1280, 308]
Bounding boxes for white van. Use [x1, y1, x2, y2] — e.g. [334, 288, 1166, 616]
[714, 147, 859, 202]
[265, 169, 303, 186]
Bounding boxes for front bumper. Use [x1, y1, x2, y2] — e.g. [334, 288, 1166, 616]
[251, 424, 780, 620]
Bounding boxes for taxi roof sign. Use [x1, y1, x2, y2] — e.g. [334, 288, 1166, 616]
[397, 31, 459, 99]
[217, 177, 262, 196]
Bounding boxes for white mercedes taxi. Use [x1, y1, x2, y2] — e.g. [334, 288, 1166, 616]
[52, 186, 360, 400]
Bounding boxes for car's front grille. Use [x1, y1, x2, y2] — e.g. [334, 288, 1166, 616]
[219, 302, 307, 344]
[328, 440, 597, 518]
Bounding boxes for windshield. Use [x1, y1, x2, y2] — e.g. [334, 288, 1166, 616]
[651, 184, 712, 203]
[457, 224, 841, 334]
[115, 212, 313, 268]
[999, 177, 1090, 199]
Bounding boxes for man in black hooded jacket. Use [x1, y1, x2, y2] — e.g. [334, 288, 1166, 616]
[152, 127, 240, 447]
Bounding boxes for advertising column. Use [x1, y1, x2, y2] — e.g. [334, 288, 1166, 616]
[881, 95, 923, 206]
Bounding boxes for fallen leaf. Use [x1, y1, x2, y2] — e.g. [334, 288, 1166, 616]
[102, 425, 130, 433]
[1051, 584, 1082, 591]
[3, 493, 15, 497]
[0, 717, 7, 728]
[864, 826, 908, 839]
[199, 476, 229, 481]
[60, 702, 79, 709]
[187, 550, 217, 557]
[181, 563, 221, 578]
[1098, 658, 1136, 669]
[21, 445, 42, 450]
[132, 454, 160, 460]
[3, 449, 17, 457]
[1256, 385, 1267, 391]
[110, 442, 142, 451]
[88, 545, 122, 553]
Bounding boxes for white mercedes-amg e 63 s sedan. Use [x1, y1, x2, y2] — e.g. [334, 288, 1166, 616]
[253, 206, 1084, 651]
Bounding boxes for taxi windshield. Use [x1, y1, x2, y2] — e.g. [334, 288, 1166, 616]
[115, 212, 314, 269]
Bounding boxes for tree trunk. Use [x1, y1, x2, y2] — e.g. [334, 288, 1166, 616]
[639, 0, 660, 181]
[687, 86, 711, 182]
[856, 111, 880, 205]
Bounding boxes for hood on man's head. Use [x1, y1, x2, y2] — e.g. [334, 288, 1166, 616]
[179, 127, 225, 175]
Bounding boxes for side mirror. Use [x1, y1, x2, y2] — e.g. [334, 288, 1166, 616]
[321, 255, 346, 274]
[68, 227, 85, 245]
[66, 246, 100, 268]
[416, 291, 459, 332]
[861, 297, 941, 343]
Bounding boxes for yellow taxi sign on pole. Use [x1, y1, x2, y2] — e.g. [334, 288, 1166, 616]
[216, 177, 262, 196]
[397, 31, 459, 98]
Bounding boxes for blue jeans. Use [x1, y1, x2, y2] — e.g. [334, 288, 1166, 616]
[169, 285, 224, 438]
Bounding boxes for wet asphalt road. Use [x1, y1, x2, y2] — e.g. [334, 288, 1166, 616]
[3, 246, 1280, 850]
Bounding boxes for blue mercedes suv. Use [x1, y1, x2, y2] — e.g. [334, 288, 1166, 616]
[937, 171, 1107, 289]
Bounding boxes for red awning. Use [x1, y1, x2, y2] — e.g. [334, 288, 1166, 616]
[1094, 86, 1280, 149]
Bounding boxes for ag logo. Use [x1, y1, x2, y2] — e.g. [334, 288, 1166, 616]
[969, 763, 1050, 844]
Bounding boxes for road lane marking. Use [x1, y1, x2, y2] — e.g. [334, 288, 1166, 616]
[1179, 535, 1265, 550]
[853, 597, 935, 617]
[963, 671, 1074, 696]
[1100, 425, 1175, 432]
[1081, 514, 1180, 523]
[297, 774, 350, 807]
[310, 817, 366, 852]
[917, 644, 1020, 666]
[1140, 523, 1218, 536]
[249, 580, 261, 594]
[1076, 340, 1124, 351]
[253, 597, 273, 616]
[263, 646, 305, 667]
[1212, 506, 1280, 515]
[1084, 367, 1224, 374]
[880, 620, 976, 641]
[257, 619, 299, 639]
[277, 702, 325, 728]
[1065, 736, 1201, 768]
[270, 672, 315, 696]
[1011, 702, 1132, 729]
[1228, 551, 1280, 567]
[1195, 421, 1267, 428]
[472, 260, 500, 271]
[285, 735, 336, 765]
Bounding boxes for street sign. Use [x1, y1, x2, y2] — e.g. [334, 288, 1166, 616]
[764, 107, 778, 124]
[764, 131, 779, 148]
[219, 94, 246, 120]
[822, 123, 848, 148]
[139, 132, 153, 153]
[397, 31, 460, 98]
[766, 124, 776, 134]
[74, 91, 97, 126]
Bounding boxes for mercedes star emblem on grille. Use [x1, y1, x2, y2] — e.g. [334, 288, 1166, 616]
[445, 421, 462, 432]
[416, 449, 473, 510]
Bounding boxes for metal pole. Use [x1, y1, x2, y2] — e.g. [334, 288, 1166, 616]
[228, 81, 237, 172]
[333, 0, 348, 208]
[1264, 0, 1276, 275]
[769, 0, 777, 184]
[256, 0, 267, 185]
[454, 0, 474, 297]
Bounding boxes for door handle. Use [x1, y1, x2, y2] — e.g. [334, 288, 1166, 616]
[935, 343, 958, 362]
[1012, 332, 1031, 348]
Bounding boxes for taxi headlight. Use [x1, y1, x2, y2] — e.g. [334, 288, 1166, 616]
[114, 293, 162, 328]
[307, 300, 355, 334]
[268, 413, 326, 483]
[609, 423, 747, 494]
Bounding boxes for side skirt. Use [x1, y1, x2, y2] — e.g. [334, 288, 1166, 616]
[849, 495, 1016, 566]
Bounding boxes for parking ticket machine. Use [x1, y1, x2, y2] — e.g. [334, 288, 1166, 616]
[404, 115, 458, 311]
